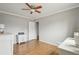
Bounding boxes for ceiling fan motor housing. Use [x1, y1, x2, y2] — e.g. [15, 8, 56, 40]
[31, 5, 35, 9]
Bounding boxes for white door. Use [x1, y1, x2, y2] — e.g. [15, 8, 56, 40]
[29, 22, 37, 40]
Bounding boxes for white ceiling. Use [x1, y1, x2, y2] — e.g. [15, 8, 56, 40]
[0, 3, 79, 20]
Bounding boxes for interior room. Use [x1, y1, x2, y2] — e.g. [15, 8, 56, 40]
[0, 3, 79, 55]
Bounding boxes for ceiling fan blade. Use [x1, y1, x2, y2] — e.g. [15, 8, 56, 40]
[22, 8, 30, 10]
[35, 9, 41, 13]
[25, 3, 32, 9]
[35, 6, 42, 9]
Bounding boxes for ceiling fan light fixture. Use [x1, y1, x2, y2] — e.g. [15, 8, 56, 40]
[30, 9, 35, 12]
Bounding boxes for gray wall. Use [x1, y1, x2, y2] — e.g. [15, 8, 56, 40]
[1, 7, 79, 46]
[0, 15, 28, 34]
[75, 16, 79, 32]
[38, 7, 79, 45]
[0, 14, 37, 41]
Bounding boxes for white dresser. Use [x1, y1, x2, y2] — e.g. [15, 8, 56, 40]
[17, 35, 27, 44]
[0, 33, 14, 55]
[58, 37, 79, 55]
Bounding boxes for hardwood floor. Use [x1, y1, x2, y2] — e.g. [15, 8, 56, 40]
[13, 40, 59, 55]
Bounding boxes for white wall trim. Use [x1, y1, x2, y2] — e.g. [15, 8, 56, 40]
[0, 10, 31, 20]
[35, 5, 79, 21]
[40, 39, 58, 46]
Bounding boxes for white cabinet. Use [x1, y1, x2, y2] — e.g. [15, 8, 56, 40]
[0, 34, 13, 55]
[17, 35, 27, 43]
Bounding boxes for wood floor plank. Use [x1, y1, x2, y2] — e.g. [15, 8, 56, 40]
[13, 40, 59, 55]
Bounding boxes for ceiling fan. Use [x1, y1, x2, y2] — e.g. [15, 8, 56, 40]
[22, 3, 42, 14]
